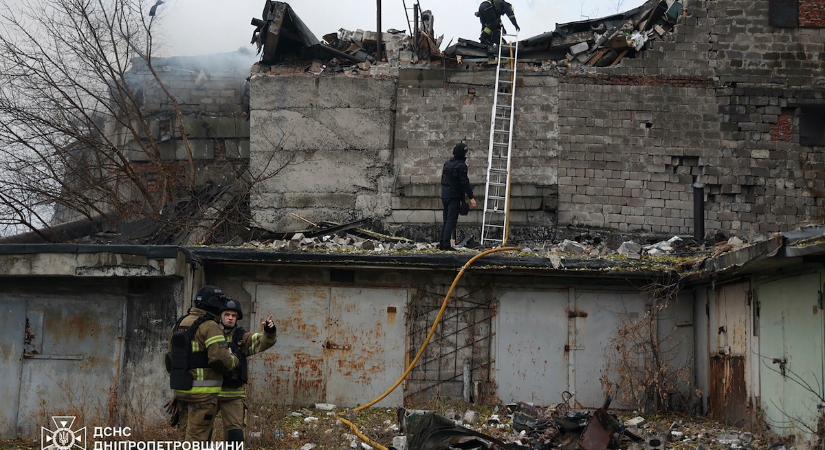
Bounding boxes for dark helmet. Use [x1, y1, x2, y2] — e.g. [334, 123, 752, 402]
[221, 297, 244, 321]
[453, 142, 468, 159]
[194, 285, 226, 316]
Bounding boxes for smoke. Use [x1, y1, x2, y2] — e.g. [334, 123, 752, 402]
[153, 0, 647, 57]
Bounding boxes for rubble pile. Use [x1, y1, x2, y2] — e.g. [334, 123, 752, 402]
[252, 0, 687, 73]
[321, 28, 412, 68]
[446, 0, 685, 68]
[237, 401, 781, 450]
[242, 218, 748, 267]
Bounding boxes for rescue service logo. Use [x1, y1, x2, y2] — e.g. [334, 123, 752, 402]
[41, 416, 86, 450]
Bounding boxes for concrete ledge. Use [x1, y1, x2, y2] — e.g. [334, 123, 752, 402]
[0, 245, 180, 277]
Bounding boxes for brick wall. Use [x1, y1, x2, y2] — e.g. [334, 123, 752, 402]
[799, 0, 825, 27]
[710, 0, 825, 86]
[556, 78, 719, 234]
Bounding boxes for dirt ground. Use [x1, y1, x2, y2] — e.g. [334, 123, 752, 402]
[0, 400, 800, 449]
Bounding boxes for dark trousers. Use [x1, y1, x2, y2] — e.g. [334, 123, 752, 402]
[479, 3, 501, 46]
[440, 198, 460, 248]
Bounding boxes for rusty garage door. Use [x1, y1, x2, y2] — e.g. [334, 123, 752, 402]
[0, 292, 126, 439]
[249, 285, 407, 407]
[708, 282, 751, 427]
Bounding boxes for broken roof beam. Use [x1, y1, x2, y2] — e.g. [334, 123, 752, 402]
[253, 1, 320, 64]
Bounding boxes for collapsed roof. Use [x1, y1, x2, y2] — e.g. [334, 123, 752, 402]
[446, 0, 685, 66]
[250, 1, 365, 64]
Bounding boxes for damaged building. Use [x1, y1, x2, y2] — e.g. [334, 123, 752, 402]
[248, 0, 825, 242]
[1, 0, 825, 448]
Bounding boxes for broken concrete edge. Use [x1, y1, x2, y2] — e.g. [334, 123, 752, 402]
[0, 244, 179, 277]
[1, 226, 821, 279]
[0, 243, 673, 279]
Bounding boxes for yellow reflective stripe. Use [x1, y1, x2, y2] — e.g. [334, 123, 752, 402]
[218, 390, 246, 398]
[204, 335, 226, 348]
[192, 341, 199, 352]
[175, 387, 222, 395]
[250, 333, 261, 353]
[196, 368, 204, 381]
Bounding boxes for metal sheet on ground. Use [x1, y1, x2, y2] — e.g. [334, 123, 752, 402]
[15, 295, 125, 437]
[250, 285, 329, 405]
[325, 287, 407, 407]
[758, 272, 824, 440]
[0, 296, 25, 439]
[495, 290, 568, 405]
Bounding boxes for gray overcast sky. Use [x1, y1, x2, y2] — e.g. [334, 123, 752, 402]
[150, 0, 647, 56]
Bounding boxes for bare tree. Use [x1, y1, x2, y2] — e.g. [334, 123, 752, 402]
[601, 273, 693, 414]
[0, 0, 194, 236]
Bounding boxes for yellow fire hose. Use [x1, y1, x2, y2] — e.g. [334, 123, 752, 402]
[336, 246, 519, 450]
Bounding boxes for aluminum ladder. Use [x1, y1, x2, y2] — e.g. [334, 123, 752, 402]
[481, 32, 519, 247]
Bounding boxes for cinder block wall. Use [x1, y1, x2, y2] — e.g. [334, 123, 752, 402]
[250, 76, 397, 231]
[250, 0, 825, 238]
[556, 0, 825, 236]
[391, 69, 559, 232]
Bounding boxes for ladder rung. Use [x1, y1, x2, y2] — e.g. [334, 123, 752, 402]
[487, 195, 506, 200]
[484, 224, 505, 229]
[488, 182, 506, 187]
[494, 129, 510, 132]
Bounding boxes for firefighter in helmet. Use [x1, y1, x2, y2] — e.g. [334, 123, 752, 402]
[476, 0, 520, 47]
[166, 285, 239, 442]
[217, 297, 277, 445]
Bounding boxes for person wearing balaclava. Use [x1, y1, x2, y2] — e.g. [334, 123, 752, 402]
[439, 143, 477, 250]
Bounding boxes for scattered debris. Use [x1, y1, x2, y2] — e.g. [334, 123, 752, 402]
[463, 409, 480, 426]
[315, 403, 337, 411]
[624, 416, 646, 427]
[446, 0, 684, 68]
[617, 241, 642, 259]
[405, 411, 511, 450]
[559, 239, 589, 255]
[391, 435, 408, 450]
[644, 236, 683, 256]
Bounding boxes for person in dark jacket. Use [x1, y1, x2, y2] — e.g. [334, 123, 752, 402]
[476, 0, 520, 47]
[439, 143, 477, 250]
